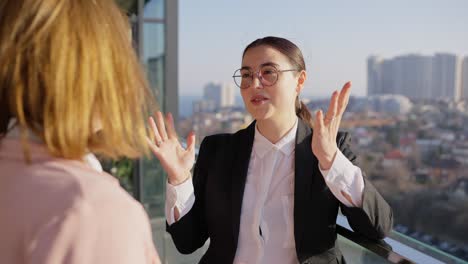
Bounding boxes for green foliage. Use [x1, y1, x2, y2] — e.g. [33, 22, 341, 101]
[101, 158, 134, 193]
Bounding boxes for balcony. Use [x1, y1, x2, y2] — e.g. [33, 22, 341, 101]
[145, 213, 467, 263]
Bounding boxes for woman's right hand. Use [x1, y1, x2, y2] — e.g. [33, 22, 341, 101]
[146, 111, 196, 185]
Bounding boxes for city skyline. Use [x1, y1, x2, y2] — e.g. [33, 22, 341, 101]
[368, 52, 468, 100]
[179, 0, 468, 97]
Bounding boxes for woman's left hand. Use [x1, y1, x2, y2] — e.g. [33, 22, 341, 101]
[311, 81, 352, 170]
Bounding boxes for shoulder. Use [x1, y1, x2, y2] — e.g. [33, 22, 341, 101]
[200, 133, 233, 148]
[336, 131, 357, 163]
[25, 164, 154, 263]
[31, 159, 146, 224]
[197, 133, 235, 166]
[64, 162, 144, 218]
[51, 163, 152, 245]
[0, 140, 151, 247]
[199, 124, 252, 153]
[196, 124, 253, 167]
[336, 131, 351, 147]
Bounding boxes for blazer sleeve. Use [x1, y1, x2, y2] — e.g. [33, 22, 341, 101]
[337, 132, 394, 240]
[165, 136, 212, 254]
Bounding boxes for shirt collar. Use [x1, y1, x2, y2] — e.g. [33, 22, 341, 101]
[253, 118, 298, 158]
[5, 118, 42, 143]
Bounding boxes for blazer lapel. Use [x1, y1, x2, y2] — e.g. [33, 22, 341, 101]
[294, 120, 318, 248]
[231, 121, 256, 245]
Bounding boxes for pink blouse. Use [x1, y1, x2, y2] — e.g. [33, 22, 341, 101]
[0, 133, 161, 264]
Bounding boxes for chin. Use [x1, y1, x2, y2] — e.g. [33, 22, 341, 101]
[249, 107, 273, 121]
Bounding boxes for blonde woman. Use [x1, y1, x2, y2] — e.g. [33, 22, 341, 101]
[0, 0, 160, 263]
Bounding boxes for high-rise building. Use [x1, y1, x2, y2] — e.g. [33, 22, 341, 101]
[432, 53, 461, 100]
[368, 54, 433, 99]
[392, 55, 433, 99]
[367, 56, 383, 95]
[367, 53, 461, 100]
[203, 82, 235, 109]
[193, 99, 216, 113]
[462, 57, 468, 100]
[381, 59, 395, 95]
[419, 56, 434, 99]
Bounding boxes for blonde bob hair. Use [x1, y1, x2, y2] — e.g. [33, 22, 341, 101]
[0, 0, 154, 160]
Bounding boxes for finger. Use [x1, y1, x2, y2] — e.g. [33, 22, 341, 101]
[146, 137, 161, 157]
[166, 113, 178, 140]
[325, 91, 339, 121]
[337, 81, 352, 116]
[155, 111, 168, 140]
[186, 131, 196, 153]
[149, 116, 162, 143]
[315, 109, 325, 131]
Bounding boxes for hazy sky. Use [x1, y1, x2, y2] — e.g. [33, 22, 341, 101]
[179, 0, 468, 97]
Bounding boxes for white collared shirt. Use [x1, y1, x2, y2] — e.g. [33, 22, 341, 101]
[165, 119, 364, 264]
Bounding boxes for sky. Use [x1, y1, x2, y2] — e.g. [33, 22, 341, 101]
[179, 0, 468, 98]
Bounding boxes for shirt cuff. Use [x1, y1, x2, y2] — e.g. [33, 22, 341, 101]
[319, 150, 365, 207]
[165, 177, 195, 225]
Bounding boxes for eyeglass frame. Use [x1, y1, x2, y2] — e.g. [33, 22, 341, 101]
[232, 63, 300, 89]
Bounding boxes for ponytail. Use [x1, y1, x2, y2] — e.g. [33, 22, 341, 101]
[295, 97, 314, 128]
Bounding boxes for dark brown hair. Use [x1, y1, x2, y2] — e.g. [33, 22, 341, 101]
[242, 36, 313, 127]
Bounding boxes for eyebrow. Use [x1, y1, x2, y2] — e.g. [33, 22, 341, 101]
[240, 62, 280, 70]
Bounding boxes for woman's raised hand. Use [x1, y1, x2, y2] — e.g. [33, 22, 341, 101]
[311, 81, 351, 170]
[146, 111, 196, 185]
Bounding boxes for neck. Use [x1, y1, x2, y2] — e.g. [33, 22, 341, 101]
[256, 112, 298, 144]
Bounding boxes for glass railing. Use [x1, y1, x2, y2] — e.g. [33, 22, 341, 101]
[154, 215, 414, 264]
[388, 232, 468, 264]
[151, 213, 468, 263]
[337, 223, 413, 264]
[145, 148, 465, 264]
[338, 233, 393, 263]
[337, 215, 468, 264]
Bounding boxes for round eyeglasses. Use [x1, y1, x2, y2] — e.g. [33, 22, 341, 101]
[232, 65, 299, 89]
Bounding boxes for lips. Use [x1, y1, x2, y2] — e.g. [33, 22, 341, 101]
[250, 94, 269, 104]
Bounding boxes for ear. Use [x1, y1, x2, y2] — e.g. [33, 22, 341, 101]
[296, 70, 307, 94]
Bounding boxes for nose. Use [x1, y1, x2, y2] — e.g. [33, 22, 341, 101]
[251, 72, 264, 89]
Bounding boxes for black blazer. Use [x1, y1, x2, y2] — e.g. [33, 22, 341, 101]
[167, 119, 393, 264]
